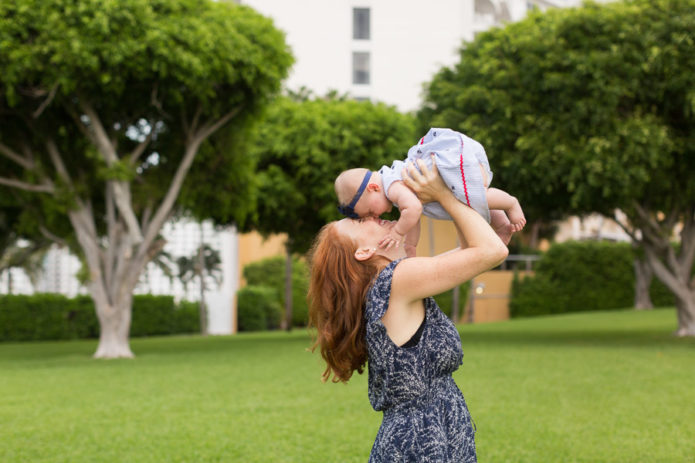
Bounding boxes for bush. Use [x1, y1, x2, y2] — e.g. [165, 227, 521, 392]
[0, 293, 198, 342]
[236, 285, 283, 332]
[510, 240, 676, 317]
[433, 285, 469, 321]
[131, 295, 199, 337]
[243, 255, 309, 327]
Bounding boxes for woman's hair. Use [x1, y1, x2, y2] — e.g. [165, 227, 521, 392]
[307, 222, 380, 383]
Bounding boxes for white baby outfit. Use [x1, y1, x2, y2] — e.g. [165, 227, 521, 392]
[379, 128, 493, 223]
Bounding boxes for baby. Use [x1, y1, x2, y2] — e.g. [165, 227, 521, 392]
[335, 128, 525, 250]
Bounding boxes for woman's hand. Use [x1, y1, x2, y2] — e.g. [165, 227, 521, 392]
[401, 156, 451, 204]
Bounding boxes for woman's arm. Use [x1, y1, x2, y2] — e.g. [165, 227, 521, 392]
[391, 158, 508, 304]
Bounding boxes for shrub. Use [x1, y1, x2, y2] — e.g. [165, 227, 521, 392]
[236, 285, 282, 332]
[0, 294, 198, 342]
[433, 285, 469, 321]
[510, 240, 676, 317]
[243, 255, 309, 327]
[130, 295, 199, 337]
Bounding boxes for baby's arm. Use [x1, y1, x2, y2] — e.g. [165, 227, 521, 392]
[378, 181, 423, 250]
[403, 218, 421, 258]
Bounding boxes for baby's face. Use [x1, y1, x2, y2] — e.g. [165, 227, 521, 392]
[353, 189, 392, 218]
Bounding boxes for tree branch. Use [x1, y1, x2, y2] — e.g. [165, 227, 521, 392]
[197, 106, 243, 141]
[75, 99, 144, 243]
[105, 183, 117, 287]
[644, 245, 690, 301]
[129, 128, 155, 167]
[612, 210, 640, 243]
[150, 83, 172, 120]
[141, 203, 153, 232]
[632, 202, 667, 248]
[678, 209, 695, 279]
[77, 98, 119, 165]
[39, 225, 68, 248]
[0, 142, 35, 170]
[138, 106, 242, 259]
[0, 177, 54, 193]
[32, 83, 59, 119]
[45, 138, 73, 185]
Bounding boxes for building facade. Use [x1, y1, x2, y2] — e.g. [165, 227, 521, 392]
[241, 0, 582, 111]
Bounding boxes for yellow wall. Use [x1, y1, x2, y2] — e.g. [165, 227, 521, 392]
[416, 217, 459, 256]
[237, 232, 287, 286]
[463, 271, 533, 323]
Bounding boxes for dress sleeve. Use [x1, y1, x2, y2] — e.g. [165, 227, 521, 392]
[378, 161, 407, 203]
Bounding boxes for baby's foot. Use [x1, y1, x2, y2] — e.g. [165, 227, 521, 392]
[490, 210, 512, 245]
[507, 198, 526, 233]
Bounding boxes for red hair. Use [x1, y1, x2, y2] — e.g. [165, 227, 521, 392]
[307, 222, 380, 383]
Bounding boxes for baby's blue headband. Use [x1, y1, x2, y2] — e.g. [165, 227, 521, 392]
[337, 171, 372, 219]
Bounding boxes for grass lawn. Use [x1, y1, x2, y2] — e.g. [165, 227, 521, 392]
[1, 308, 694, 463]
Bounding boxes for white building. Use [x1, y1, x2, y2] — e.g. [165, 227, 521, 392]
[240, 0, 583, 111]
[1, 0, 592, 333]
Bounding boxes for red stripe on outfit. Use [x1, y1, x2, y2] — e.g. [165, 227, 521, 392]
[458, 135, 471, 206]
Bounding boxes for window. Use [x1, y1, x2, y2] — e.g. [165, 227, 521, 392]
[353, 8, 370, 40]
[352, 52, 370, 85]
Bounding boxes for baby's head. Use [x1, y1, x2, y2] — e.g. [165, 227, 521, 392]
[335, 168, 392, 219]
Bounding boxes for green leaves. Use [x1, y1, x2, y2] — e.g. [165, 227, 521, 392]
[419, 0, 695, 220]
[247, 96, 416, 254]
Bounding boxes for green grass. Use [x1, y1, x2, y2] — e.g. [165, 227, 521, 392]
[1, 308, 694, 463]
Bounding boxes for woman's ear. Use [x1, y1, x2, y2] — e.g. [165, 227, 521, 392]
[354, 246, 377, 261]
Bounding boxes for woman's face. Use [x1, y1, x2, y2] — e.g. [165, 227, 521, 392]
[335, 217, 404, 259]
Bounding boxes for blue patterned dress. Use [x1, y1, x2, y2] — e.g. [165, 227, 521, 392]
[366, 260, 477, 462]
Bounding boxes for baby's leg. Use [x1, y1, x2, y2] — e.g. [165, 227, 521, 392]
[490, 209, 512, 245]
[487, 188, 526, 232]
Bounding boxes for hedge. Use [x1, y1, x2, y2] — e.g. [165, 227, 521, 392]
[236, 285, 283, 332]
[510, 241, 674, 317]
[242, 256, 309, 327]
[433, 285, 469, 322]
[0, 294, 199, 342]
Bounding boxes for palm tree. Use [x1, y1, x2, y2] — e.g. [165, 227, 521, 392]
[176, 233, 222, 335]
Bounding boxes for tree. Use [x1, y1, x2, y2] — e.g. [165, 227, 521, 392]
[176, 234, 222, 335]
[418, 0, 695, 334]
[0, 0, 293, 356]
[247, 94, 416, 329]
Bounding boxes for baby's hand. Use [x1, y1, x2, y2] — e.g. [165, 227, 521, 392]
[378, 229, 404, 251]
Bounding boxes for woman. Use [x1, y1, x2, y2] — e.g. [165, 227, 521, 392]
[308, 159, 508, 462]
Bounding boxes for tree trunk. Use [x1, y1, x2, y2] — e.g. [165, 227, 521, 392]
[642, 242, 695, 337]
[93, 292, 135, 358]
[633, 256, 653, 310]
[198, 224, 207, 335]
[451, 285, 460, 323]
[674, 293, 695, 337]
[529, 221, 541, 250]
[283, 246, 293, 331]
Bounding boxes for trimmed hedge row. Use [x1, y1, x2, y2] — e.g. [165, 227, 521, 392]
[510, 241, 674, 317]
[237, 285, 283, 332]
[0, 294, 199, 342]
[238, 256, 309, 331]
